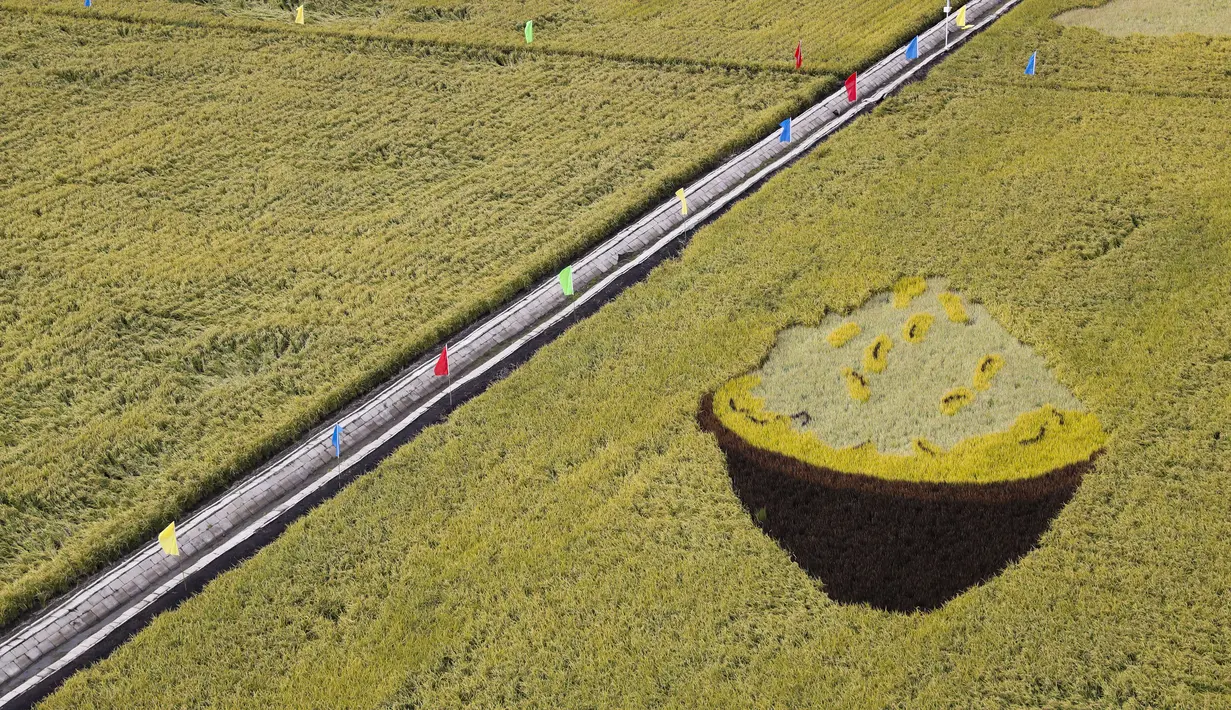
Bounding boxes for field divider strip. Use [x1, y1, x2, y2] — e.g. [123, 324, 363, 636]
[0, 2, 835, 79]
[0, 0, 1019, 704]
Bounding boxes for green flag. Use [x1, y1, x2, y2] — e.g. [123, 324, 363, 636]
[525, 20, 534, 43]
[558, 266, 573, 296]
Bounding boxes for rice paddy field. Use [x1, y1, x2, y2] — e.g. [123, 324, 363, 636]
[5, 0, 940, 72]
[0, 6, 840, 624]
[1056, 0, 1231, 37]
[38, 0, 1231, 705]
[0, 0, 954, 630]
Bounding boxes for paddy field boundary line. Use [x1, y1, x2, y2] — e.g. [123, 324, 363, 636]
[0, 0, 847, 78]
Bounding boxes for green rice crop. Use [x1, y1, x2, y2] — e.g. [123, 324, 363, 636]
[4, 0, 942, 72]
[0, 8, 821, 624]
[41, 0, 1231, 705]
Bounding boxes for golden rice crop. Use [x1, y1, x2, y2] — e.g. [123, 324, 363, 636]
[4, 0, 942, 72]
[41, 0, 1231, 706]
[0, 7, 819, 623]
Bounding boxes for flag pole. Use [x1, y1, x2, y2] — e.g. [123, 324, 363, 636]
[434, 344, 451, 407]
[177, 534, 186, 595]
[944, 0, 951, 49]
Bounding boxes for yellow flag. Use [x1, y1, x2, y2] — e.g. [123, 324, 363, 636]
[158, 521, 180, 556]
[956, 5, 971, 29]
[295, 4, 304, 24]
[676, 188, 688, 216]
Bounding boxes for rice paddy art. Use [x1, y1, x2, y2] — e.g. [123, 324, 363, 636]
[700, 277, 1106, 612]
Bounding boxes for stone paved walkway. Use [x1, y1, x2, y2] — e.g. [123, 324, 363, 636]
[0, 0, 1021, 704]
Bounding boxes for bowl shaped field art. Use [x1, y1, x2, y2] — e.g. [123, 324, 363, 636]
[698, 278, 1106, 612]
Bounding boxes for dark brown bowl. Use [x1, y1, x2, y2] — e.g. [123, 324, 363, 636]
[698, 393, 1095, 613]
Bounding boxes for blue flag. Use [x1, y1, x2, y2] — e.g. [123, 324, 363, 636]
[1025, 51, 1037, 76]
[779, 118, 792, 143]
[906, 36, 919, 60]
[84, 0, 91, 6]
[331, 423, 343, 457]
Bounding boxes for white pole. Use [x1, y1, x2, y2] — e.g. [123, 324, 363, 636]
[945, 0, 951, 49]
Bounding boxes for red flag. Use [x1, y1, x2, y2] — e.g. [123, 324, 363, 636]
[434, 345, 449, 376]
[845, 72, 857, 102]
[794, 41, 802, 70]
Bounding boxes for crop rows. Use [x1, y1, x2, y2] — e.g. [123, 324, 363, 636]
[4, 0, 942, 72]
[0, 8, 818, 624]
[38, 0, 1231, 705]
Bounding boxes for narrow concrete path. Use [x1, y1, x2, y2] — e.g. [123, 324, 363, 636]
[0, 0, 1019, 705]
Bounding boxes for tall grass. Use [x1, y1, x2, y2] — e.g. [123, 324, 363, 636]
[0, 9, 821, 624]
[40, 0, 1231, 706]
